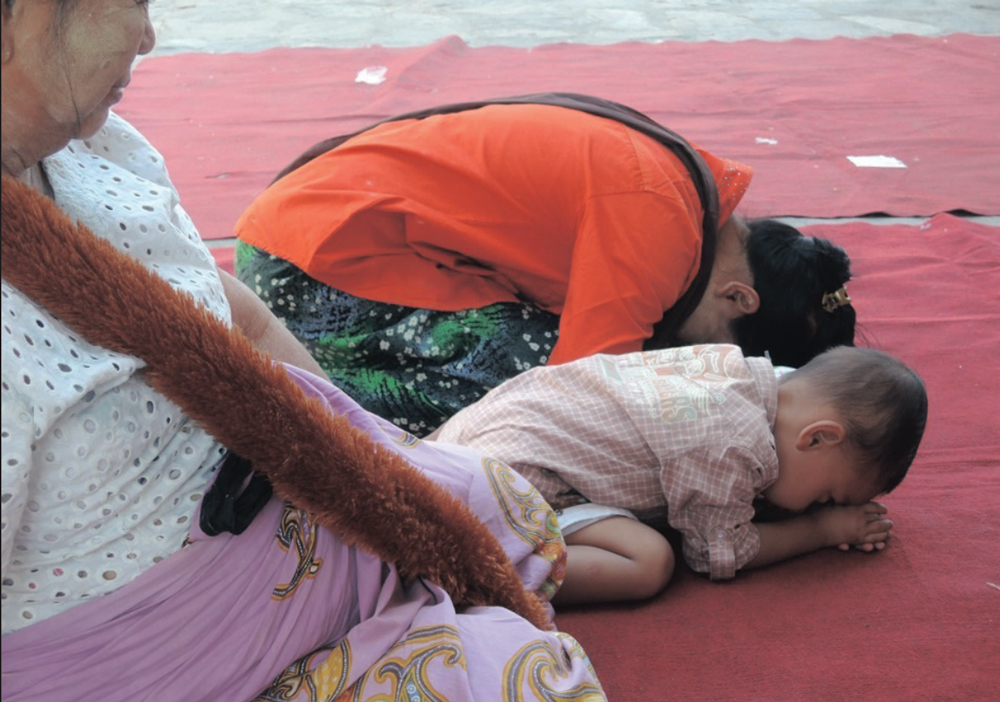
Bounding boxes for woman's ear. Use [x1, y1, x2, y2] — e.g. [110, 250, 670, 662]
[795, 420, 846, 451]
[718, 280, 760, 317]
[1, 0, 18, 65]
[1, 6, 11, 65]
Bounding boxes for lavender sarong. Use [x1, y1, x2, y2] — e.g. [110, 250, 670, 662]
[1, 366, 605, 701]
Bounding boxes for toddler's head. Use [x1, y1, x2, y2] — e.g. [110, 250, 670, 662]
[765, 346, 928, 511]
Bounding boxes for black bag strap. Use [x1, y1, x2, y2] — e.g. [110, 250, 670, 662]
[199, 451, 273, 536]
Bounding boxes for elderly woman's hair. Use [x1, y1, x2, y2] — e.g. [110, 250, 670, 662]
[784, 346, 928, 494]
[731, 219, 856, 368]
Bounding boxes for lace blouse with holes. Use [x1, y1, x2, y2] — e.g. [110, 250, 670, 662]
[1, 113, 230, 635]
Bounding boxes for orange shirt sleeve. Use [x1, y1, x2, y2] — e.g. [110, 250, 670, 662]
[549, 189, 703, 365]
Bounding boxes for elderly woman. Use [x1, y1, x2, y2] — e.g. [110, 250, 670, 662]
[0, 2, 605, 700]
[236, 96, 857, 435]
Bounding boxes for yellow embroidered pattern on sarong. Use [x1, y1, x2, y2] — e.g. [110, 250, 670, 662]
[252, 640, 352, 702]
[345, 625, 466, 701]
[502, 634, 606, 702]
[483, 457, 567, 599]
[380, 424, 422, 449]
[272, 503, 324, 600]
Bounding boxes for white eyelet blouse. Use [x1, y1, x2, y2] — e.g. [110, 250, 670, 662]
[1, 113, 230, 635]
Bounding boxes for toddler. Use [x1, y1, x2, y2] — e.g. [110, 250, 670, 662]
[433, 344, 927, 604]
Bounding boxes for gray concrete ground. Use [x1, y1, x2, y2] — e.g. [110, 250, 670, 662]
[149, 1, 1000, 54]
[147, 1, 1000, 228]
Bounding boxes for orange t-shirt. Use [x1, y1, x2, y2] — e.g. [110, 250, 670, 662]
[237, 104, 751, 364]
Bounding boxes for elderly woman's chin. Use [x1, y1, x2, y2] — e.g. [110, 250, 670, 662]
[75, 103, 117, 140]
[58, 84, 127, 141]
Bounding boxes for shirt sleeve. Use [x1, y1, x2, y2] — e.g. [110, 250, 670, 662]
[1, 384, 35, 582]
[663, 444, 764, 580]
[550, 189, 702, 365]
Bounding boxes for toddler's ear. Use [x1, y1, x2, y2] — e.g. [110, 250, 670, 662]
[795, 420, 846, 451]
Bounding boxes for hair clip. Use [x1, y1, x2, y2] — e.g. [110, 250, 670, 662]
[821, 286, 852, 313]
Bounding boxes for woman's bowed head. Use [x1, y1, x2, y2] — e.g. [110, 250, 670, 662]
[667, 217, 857, 370]
[730, 219, 856, 369]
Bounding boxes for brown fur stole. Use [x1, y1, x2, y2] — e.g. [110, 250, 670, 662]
[0, 175, 549, 629]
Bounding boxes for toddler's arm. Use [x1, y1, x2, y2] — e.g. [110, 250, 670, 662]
[746, 502, 892, 569]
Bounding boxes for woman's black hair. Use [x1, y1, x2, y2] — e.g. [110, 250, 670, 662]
[731, 219, 856, 368]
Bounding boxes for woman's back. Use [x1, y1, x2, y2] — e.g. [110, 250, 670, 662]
[236, 103, 712, 325]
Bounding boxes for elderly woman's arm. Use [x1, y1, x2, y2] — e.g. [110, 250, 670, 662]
[217, 268, 327, 377]
[0, 387, 35, 584]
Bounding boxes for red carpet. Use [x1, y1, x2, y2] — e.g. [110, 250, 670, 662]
[120, 33, 999, 245]
[556, 214, 1000, 701]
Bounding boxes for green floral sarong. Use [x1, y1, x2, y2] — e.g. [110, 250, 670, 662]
[236, 242, 560, 436]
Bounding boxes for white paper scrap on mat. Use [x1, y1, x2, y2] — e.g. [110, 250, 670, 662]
[847, 155, 907, 168]
[355, 66, 388, 85]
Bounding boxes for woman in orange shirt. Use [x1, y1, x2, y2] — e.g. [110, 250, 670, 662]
[236, 94, 855, 435]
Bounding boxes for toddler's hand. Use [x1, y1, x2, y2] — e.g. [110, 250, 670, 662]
[816, 501, 892, 552]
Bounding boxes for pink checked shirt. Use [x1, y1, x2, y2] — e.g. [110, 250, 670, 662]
[435, 344, 780, 579]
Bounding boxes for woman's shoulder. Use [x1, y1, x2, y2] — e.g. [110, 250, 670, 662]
[41, 115, 231, 324]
